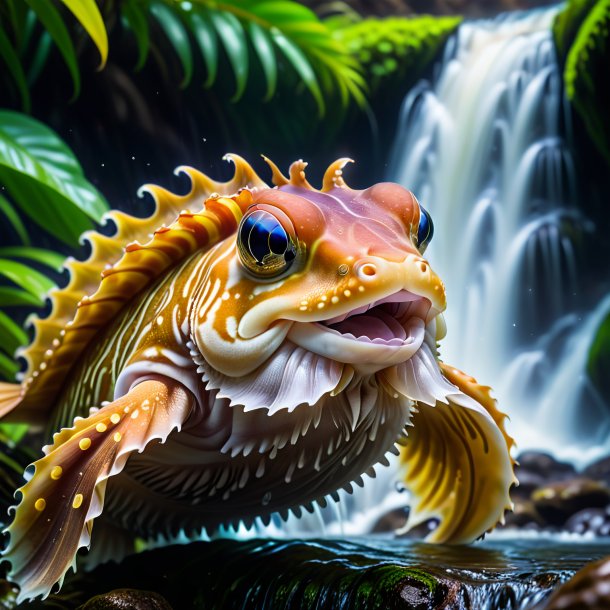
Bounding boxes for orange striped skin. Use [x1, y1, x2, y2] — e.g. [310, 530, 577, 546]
[0, 157, 515, 602]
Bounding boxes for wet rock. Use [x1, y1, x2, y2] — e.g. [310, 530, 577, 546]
[372, 507, 409, 532]
[516, 451, 576, 481]
[532, 479, 610, 526]
[510, 470, 546, 500]
[544, 556, 610, 610]
[584, 455, 610, 486]
[502, 499, 545, 529]
[78, 588, 172, 610]
[565, 506, 610, 536]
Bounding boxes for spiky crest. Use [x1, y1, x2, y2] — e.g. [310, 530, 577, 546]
[8, 155, 355, 422]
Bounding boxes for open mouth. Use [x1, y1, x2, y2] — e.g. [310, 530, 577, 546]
[287, 290, 431, 369]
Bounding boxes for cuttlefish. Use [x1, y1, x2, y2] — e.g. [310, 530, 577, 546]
[0, 156, 515, 602]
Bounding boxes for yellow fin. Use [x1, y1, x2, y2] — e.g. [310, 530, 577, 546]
[12, 156, 267, 422]
[398, 367, 516, 543]
[3, 377, 193, 602]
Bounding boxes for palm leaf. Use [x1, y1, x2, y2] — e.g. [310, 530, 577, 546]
[0, 259, 54, 303]
[25, 0, 80, 98]
[0, 247, 65, 271]
[59, 0, 108, 68]
[248, 21, 277, 101]
[208, 9, 248, 101]
[121, 0, 150, 70]
[0, 193, 29, 245]
[150, 0, 193, 88]
[0, 25, 30, 111]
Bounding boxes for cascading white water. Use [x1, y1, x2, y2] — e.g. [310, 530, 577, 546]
[388, 7, 610, 465]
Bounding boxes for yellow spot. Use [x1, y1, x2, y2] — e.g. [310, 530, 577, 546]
[72, 494, 83, 509]
[358, 286, 365, 292]
[331, 296, 339, 304]
[96, 423, 107, 433]
[156, 315, 164, 326]
[40, 362, 47, 371]
[300, 300, 308, 306]
[321, 295, 328, 302]
[114, 432, 122, 442]
[34, 498, 46, 511]
[79, 438, 91, 451]
[317, 302, 325, 310]
[110, 413, 120, 424]
[50, 466, 63, 480]
[222, 291, 230, 300]
[131, 410, 139, 419]
[299, 305, 307, 312]
[124, 406, 130, 414]
[235, 293, 241, 300]
[344, 289, 352, 298]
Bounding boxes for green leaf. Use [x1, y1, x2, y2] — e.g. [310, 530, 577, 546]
[0, 259, 54, 301]
[0, 193, 29, 245]
[150, 1, 193, 88]
[248, 21, 277, 101]
[0, 310, 28, 355]
[209, 10, 249, 102]
[185, 8, 218, 88]
[0, 423, 28, 444]
[122, 0, 150, 71]
[0, 247, 65, 270]
[270, 27, 324, 115]
[25, 0, 80, 99]
[59, 0, 108, 68]
[0, 287, 42, 307]
[0, 352, 19, 381]
[26, 30, 53, 87]
[0, 25, 30, 112]
[0, 110, 109, 245]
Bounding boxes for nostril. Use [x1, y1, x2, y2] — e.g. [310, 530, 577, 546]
[357, 262, 377, 279]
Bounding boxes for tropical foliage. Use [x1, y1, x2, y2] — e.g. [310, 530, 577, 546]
[588, 309, 610, 401]
[0, 0, 366, 116]
[0, 111, 108, 380]
[554, 0, 610, 165]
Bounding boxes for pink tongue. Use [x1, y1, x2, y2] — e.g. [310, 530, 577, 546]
[330, 310, 407, 341]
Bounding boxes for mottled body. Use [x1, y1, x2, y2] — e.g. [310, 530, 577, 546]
[0, 157, 516, 602]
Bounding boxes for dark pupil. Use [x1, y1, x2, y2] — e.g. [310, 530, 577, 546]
[241, 211, 288, 264]
[417, 207, 433, 246]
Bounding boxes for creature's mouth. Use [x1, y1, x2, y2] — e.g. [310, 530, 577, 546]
[287, 290, 431, 369]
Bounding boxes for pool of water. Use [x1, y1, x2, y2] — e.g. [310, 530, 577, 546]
[35, 534, 609, 609]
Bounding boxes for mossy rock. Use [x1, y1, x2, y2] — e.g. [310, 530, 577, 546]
[329, 16, 462, 95]
[553, 0, 610, 166]
[17, 540, 452, 610]
[588, 309, 610, 399]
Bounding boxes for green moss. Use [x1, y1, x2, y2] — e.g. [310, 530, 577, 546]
[553, 0, 610, 165]
[330, 16, 462, 94]
[588, 309, 610, 398]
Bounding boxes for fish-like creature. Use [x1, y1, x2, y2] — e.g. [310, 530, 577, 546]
[0, 156, 515, 602]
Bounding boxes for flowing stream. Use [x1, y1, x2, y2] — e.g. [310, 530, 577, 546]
[388, 6, 610, 465]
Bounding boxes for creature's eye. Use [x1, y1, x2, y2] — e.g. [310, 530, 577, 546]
[237, 208, 298, 278]
[416, 206, 434, 252]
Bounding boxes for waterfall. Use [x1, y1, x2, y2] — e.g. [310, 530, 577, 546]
[388, 7, 610, 465]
